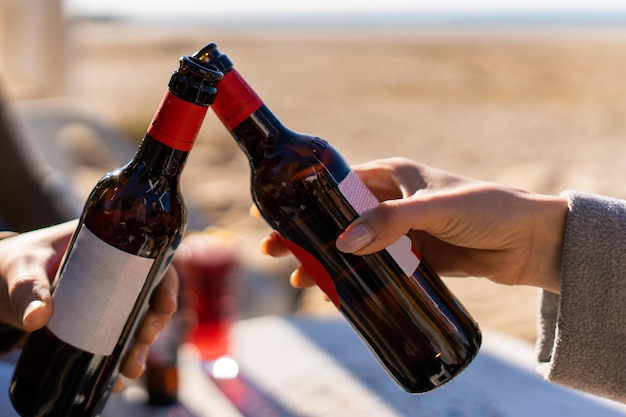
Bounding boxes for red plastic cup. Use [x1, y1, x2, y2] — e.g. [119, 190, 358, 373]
[174, 229, 239, 361]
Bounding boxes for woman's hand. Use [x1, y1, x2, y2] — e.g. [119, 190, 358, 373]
[0, 220, 179, 391]
[261, 157, 568, 293]
[0, 221, 76, 332]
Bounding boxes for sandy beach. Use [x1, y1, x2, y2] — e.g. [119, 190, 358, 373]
[28, 20, 626, 343]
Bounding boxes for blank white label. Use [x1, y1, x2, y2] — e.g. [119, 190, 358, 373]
[337, 170, 420, 277]
[48, 225, 154, 356]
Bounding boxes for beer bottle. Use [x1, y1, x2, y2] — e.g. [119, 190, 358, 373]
[197, 43, 481, 393]
[145, 313, 182, 407]
[9, 51, 223, 416]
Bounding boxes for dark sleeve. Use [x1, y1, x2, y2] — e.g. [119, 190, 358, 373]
[536, 191, 626, 403]
[0, 325, 26, 355]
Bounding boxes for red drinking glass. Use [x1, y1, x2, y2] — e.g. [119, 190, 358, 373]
[175, 229, 239, 361]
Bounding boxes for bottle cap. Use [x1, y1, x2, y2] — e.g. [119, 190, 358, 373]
[169, 55, 223, 106]
[192, 43, 233, 73]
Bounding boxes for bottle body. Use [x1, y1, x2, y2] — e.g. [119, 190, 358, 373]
[246, 121, 479, 392]
[205, 45, 481, 393]
[9, 141, 186, 417]
[9, 52, 223, 416]
[145, 309, 183, 406]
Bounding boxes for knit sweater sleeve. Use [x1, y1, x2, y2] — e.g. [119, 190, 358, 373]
[536, 191, 626, 403]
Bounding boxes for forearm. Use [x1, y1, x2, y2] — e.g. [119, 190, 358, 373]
[537, 190, 626, 403]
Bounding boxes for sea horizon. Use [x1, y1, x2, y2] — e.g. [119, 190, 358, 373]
[66, 7, 626, 30]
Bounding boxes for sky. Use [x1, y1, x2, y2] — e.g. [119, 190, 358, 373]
[64, 0, 626, 23]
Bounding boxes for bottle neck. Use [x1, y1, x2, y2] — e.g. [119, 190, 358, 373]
[136, 90, 208, 176]
[211, 69, 264, 131]
[211, 69, 287, 161]
[134, 137, 189, 177]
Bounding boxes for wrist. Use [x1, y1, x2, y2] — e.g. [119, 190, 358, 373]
[525, 194, 568, 293]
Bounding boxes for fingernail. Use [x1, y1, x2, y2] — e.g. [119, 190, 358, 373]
[336, 224, 373, 253]
[149, 319, 163, 340]
[259, 235, 271, 254]
[136, 345, 148, 370]
[22, 300, 45, 325]
[169, 288, 178, 312]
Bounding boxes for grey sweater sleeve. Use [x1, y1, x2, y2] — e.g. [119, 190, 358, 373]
[536, 191, 626, 403]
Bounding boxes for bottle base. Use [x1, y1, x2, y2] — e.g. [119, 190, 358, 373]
[400, 331, 482, 394]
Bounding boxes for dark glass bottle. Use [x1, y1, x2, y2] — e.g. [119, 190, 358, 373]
[199, 43, 481, 393]
[9, 51, 223, 417]
[145, 311, 182, 407]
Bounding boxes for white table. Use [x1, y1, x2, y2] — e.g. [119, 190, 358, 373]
[2, 315, 626, 416]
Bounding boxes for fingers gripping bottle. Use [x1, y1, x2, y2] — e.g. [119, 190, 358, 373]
[199, 43, 481, 393]
[9, 51, 223, 416]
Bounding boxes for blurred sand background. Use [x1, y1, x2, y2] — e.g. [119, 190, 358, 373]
[12, 18, 626, 343]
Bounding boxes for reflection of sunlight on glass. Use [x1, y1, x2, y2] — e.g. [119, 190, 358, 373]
[121, 383, 148, 403]
[205, 356, 239, 380]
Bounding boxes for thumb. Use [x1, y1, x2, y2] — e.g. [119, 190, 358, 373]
[7, 263, 53, 331]
[336, 194, 445, 255]
[0, 221, 75, 332]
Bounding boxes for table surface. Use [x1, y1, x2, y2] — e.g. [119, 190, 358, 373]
[1, 315, 625, 417]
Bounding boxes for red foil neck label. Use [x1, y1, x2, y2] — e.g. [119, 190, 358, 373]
[211, 70, 263, 130]
[282, 238, 341, 309]
[148, 91, 207, 152]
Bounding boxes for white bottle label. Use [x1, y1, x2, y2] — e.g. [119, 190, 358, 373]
[337, 170, 420, 276]
[47, 225, 154, 356]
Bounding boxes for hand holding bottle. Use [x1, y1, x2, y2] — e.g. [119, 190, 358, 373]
[9, 49, 222, 417]
[262, 157, 568, 294]
[0, 220, 179, 389]
[0, 221, 75, 334]
[204, 44, 480, 393]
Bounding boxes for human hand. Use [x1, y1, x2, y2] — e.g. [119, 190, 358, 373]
[114, 263, 178, 391]
[261, 157, 567, 293]
[0, 220, 179, 391]
[0, 221, 75, 333]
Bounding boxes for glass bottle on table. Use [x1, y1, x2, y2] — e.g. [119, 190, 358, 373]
[9, 51, 223, 416]
[145, 309, 183, 407]
[197, 43, 482, 393]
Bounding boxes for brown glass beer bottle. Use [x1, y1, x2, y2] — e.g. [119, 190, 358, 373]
[145, 312, 182, 407]
[9, 51, 223, 416]
[198, 43, 481, 393]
